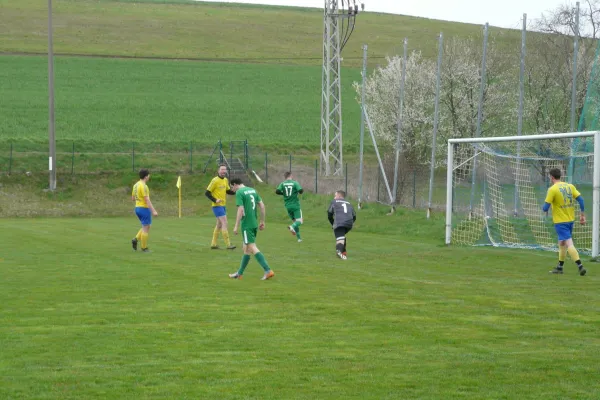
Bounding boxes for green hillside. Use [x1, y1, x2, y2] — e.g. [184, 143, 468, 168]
[0, 0, 522, 67]
[0, 55, 361, 147]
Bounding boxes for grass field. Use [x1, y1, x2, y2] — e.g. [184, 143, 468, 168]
[0, 0, 523, 68]
[0, 54, 362, 148]
[1, 207, 600, 399]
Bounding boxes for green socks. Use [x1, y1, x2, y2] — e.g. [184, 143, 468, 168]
[255, 252, 271, 272]
[237, 254, 251, 275]
[292, 221, 302, 240]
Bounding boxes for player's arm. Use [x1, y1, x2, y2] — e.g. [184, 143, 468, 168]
[233, 206, 243, 234]
[542, 188, 554, 213]
[275, 182, 283, 195]
[327, 203, 334, 226]
[576, 194, 586, 224]
[205, 190, 218, 203]
[352, 207, 356, 222]
[226, 180, 235, 195]
[205, 179, 219, 203]
[258, 201, 266, 229]
[145, 196, 158, 216]
[296, 181, 304, 195]
[233, 191, 243, 234]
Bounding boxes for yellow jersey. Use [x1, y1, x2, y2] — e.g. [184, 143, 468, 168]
[132, 180, 150, 208]
[207, 176, 230, 207]
[544, 182, 581, 224]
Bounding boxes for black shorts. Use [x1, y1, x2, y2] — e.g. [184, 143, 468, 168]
[333, 226, 352, 240]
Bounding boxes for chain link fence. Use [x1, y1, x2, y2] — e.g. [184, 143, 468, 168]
[0, 142, 449, 211]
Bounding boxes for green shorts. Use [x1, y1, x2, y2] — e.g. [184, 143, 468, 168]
[286, 207, 303, 221]
[242, 227, 258, 245]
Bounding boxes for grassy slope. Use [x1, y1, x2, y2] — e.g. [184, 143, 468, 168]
[0, 177, 599, 399]
[0, 0, 523, 150]
[0, 55, 360, 148]
[0, 0, 521, 68]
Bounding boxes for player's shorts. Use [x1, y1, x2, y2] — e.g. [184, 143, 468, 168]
[242, 227, 258, 245]
[286, 207, 303, 221]
[555, 222, 574, 241]
[135, 207, 152, 226]
[333, 226, 352, 241]
[212, 206, 226, 217]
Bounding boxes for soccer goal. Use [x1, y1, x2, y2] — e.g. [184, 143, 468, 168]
[445, 131, 600, 258]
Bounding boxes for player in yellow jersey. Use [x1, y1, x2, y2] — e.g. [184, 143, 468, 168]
[131, 169, 158, 253]
[205, 164, 236, 250]
[543, 168, 587, 276]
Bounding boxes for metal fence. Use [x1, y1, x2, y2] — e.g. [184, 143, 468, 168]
[0, 142, 450, 211]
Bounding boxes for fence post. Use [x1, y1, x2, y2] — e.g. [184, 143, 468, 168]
[71, 142, 75, 175]
[413, 169, 417, 208]
[8, 142, 13, 176]
[219, 139, 223, 164]
[377, 169, 381, 202]
[289, 154, 292, 172]
[265, 152, 268, 184]
[345, 163, 348, 195]
[132, 142, 135, 172]
[315, 159, 318, 193]
[190, 142, 193, 173]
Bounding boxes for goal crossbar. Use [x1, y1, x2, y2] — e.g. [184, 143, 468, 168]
[445, 131, 600, 258]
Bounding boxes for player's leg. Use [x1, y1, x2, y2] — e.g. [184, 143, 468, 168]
[140, 209, 152, 252]
[334, 227, 347, 260]
[551, 223, 586, 275]
[291, 209, 303, 241]
[342, 226, 351, 256]
[247, 229, 273, 279]
[219, 214, 235, 250]
[211, 209, 221, 249]
[564, 225, 586, 275]
[132, 207, 144, 251]
[287, 208, 297, 237]
[229, 244, 251, 279]
[550, 224, 566, 274]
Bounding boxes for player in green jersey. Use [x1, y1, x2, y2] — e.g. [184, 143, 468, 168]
[228, 178, 275, 281]
[275, 172, 304, 242]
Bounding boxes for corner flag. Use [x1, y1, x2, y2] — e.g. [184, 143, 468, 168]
[176, 176, 182, 218]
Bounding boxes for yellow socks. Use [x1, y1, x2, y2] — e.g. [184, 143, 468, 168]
[558, 245, 567, 263]
[222, 230, 231, 247]
[567, 246, 580, 263]
[136, 229, 143, 241]
[141, 232, 149, 249]
[211, 228, 220, 247]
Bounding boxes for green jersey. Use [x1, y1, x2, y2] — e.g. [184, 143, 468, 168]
[276, 179, 302, 209]
[236, 186, 262, 229]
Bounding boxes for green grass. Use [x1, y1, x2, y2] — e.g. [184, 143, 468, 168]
[1, 206, 600, 399]
[0, 0, 523, 68]
[1, 168, 599, 399]
[0, 55, 362, 149]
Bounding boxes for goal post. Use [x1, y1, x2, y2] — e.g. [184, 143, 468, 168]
[445, 131, 600, 258]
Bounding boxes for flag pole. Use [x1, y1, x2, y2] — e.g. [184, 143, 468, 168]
[176, 176, 182, 218]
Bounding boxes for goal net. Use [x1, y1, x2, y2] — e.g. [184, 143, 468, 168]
[445, 131, 600, 257]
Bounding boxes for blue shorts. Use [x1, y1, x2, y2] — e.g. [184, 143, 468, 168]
[555, 222, 574, 241]
[212, 206, 226, 218]
[135, 207, 152, 226]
